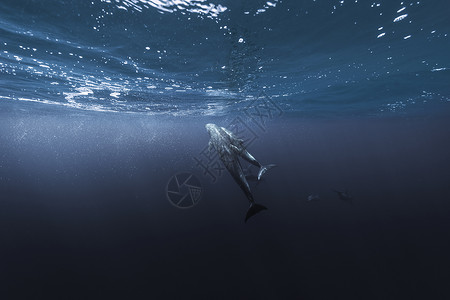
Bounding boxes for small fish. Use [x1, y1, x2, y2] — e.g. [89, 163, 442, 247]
[307, 194, 320, 202]
[334, 189, 353, 203]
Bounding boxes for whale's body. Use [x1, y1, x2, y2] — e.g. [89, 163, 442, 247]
[205, 123, 275, 222]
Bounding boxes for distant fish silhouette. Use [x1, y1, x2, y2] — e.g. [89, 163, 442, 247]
[307, 194, 320, 202]
[333, 189, 353, 204]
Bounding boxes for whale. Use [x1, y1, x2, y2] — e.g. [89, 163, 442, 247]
[205, 123, 276, 222]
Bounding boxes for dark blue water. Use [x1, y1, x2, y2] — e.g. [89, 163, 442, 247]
[1, 0, 450, 299]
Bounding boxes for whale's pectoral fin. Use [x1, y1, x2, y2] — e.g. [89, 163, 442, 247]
[208, 141, 214, 152]
[245, 203, 267, 222]
[257, 164, 277, 180]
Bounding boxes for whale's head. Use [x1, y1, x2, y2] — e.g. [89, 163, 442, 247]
[205, 123, 220, 136]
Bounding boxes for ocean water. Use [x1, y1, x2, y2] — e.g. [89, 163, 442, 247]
[1, 0, 450, 299]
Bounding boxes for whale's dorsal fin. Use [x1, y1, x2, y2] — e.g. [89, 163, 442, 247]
[230, 144, 242, 154]
[234, 137, 245, 146]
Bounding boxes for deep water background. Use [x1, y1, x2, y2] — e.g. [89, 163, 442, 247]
[1, 107, 450, 299]
[1, 0, 450, 299]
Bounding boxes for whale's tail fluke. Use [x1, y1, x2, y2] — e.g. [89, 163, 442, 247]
[257, 164, 277, 180]
[245, 203, 267, 222]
